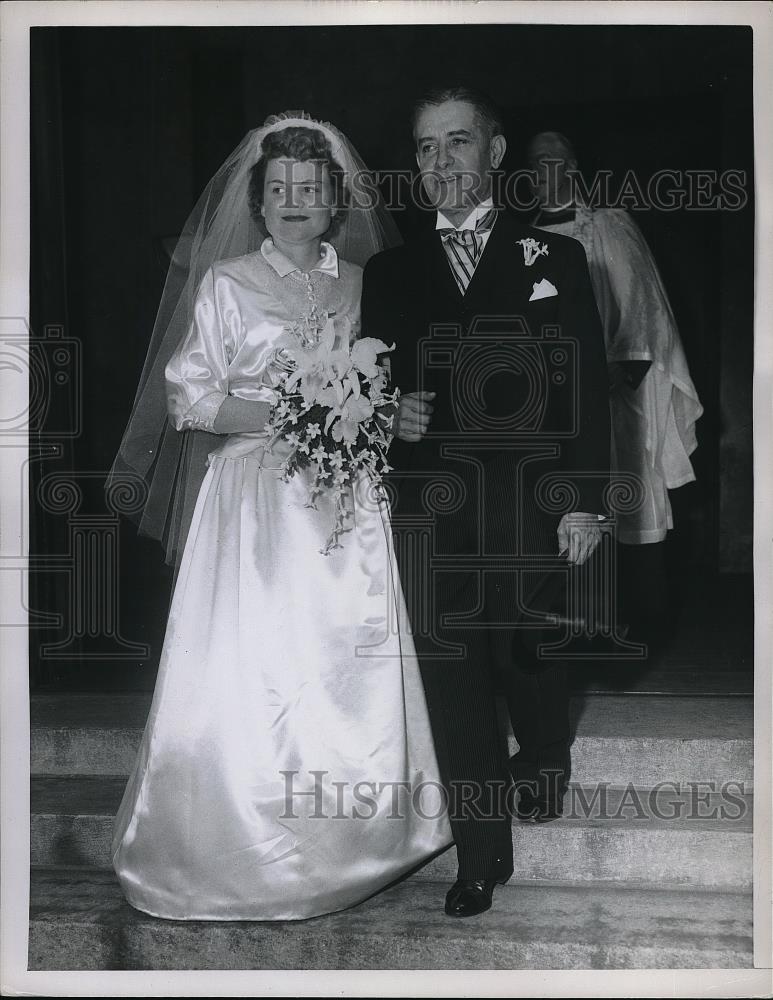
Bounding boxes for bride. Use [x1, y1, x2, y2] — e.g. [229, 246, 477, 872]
[107, 113, 451, 921]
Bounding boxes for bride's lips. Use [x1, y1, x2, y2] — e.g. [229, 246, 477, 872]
[282, 214, 310, 221]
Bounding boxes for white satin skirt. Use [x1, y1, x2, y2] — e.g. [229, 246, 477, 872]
[112, 441, 451, 920]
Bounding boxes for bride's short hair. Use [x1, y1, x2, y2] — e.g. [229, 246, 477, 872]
[248, 126, 349, 236]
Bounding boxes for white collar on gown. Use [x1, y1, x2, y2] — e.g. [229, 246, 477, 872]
[261, 238, 340, 279]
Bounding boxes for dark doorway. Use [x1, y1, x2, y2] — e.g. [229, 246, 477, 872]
[29, 24, 753, 692]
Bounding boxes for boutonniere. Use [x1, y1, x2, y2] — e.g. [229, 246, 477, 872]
[517, 237, 549, 267]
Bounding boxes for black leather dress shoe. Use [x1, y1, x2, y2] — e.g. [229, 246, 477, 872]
[444, 879, 497, 917]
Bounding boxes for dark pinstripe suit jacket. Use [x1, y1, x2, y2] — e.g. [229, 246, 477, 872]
[361, 211, 610, 614]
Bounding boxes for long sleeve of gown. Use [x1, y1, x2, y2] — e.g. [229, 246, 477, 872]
[166, 267, 231, 432]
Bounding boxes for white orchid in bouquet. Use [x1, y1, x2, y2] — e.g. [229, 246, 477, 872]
[263, 311, 399, 553]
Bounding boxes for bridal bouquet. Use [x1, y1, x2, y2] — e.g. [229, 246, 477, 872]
[263, 312, 399, 554]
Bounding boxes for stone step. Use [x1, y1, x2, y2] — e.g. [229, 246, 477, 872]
[552, 695, 753, 788]
[28, 867, 752, 970]
[30, 693, 754, 788]
[31, 776, 752, 891]
[568, 667, 753, 696]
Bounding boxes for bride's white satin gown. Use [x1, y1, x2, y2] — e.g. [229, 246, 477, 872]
[111, 245, 451, 920]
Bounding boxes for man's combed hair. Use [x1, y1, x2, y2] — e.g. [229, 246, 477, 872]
[248, 126, 348, 236]
[411, 86, 505, 141]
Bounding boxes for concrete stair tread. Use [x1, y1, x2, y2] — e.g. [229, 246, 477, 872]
[31, 694, 755, 789]
[31, 693, 151, 730]
[31, 692, 752, 739]
[28, 867, 753, 970]
[569, 668, 752, 696]
[567, 695, 751, 740]
[30, 774, 753, 833]
[30, 776, 753, 890]
[32, 775, 127, 814]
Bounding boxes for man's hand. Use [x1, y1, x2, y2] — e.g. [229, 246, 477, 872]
[393, 391, 436, 442]
[557, 511, 604, 565]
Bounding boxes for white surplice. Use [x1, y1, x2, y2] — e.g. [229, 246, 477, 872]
[535, 206, 703, 544]
[111, 241, 451, 921]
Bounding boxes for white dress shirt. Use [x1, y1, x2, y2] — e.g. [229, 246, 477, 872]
[435, 197, 496, 254]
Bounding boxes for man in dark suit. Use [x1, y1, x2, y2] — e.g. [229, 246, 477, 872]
[361, 86, 610, 917]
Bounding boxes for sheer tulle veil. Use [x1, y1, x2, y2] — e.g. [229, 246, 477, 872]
[106, 112, 402, 567]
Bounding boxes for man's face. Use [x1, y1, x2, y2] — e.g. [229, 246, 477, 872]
[527, 137, 574, 207]
[415, 100, 502, 214]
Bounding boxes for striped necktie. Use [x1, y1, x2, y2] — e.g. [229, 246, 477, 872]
[438, 207, 498, 294]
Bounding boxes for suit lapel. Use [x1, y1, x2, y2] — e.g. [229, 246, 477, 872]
[410, 214, 550, 325]
[422, 230, 464, 308]
[463, 213, 557, 325]
[463, 212, 524, 314]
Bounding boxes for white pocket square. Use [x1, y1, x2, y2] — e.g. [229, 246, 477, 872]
[529, 278, 558, 302]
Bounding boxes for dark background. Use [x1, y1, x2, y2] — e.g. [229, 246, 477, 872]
[29, 24, 754, 690]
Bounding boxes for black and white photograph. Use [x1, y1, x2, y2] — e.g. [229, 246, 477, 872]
[1, 1, 771, 995]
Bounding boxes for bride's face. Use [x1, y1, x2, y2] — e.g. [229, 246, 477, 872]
[261, 157, 336, 245]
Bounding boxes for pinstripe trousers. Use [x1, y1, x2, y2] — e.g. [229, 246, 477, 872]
[391, 448, 569, 881]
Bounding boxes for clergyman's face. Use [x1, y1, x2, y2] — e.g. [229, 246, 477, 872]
[261, 158, 336, 245]
[527, 137, 574, 207]
[414, 100, 503, 214]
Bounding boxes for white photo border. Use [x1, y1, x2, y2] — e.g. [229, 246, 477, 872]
[1, 1, 770, 996]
